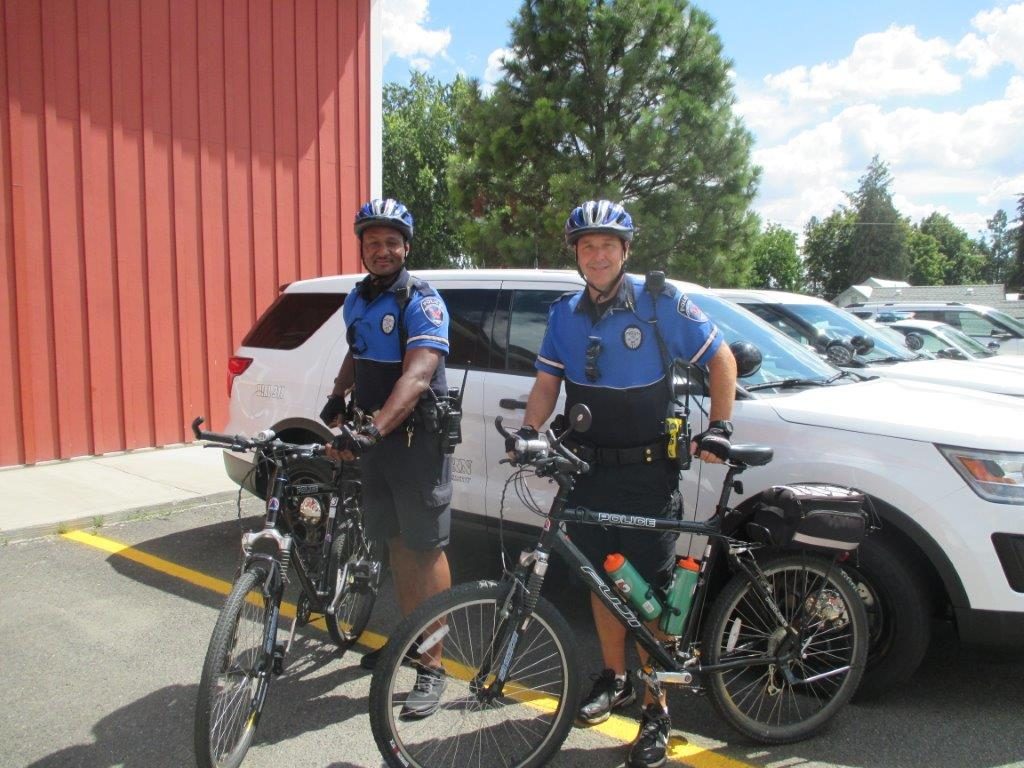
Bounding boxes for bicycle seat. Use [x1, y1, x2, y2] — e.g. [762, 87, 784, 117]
[728, 444, 773, 466]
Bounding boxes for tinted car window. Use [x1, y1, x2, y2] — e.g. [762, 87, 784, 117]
[438, 289, 500, 369]
[954, 310, 1001, 337]
[242, 293, 346, 350]
[504, 290, 564, 373]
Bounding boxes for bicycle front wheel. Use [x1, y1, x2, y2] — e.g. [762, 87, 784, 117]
[702, 553, 868, 744]
[194, 566, 274, 768]
[325, 519, 382, 653]
[369, 580, 580, 768]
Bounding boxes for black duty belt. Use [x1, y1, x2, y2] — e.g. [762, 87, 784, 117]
[564, 438, 668, 466]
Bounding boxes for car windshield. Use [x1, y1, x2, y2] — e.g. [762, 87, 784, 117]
[985, 308, 1024, 336]
[932, 324, 998, 357]
[683, 292, 843, 389]
[783, 303, 918, 362]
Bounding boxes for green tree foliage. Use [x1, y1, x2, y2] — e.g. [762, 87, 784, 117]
[906, 228, 947, 285]
[383, 72, 469, 267]
[450, 0, 760, 284]
[979, 209, 1014, 284]
[847, 156, 909, 285]
[802, 210, 857, 298]
[746, 223, 802, 291]
[918, 212, 983, 284]
[1009, 195, 1024, 292]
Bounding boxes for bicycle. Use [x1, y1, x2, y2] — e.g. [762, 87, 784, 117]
[369, 405, 869, 768]
[190, 417, 382, 768]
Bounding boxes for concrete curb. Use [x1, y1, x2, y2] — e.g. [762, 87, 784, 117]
[2, 490, 245, 544]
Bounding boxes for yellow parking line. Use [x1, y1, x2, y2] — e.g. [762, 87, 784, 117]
[62, 529, 754, 768]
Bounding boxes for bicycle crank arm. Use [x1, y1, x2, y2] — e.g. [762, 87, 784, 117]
[327, 562, 352, 616]
[653, 670, 697, 686]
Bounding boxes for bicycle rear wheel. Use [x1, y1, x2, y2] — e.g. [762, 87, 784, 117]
[194, 566, 274, 768]
[325, 509, 382, 653]
[369, 580, 579, 768]
[702, 553, 867, 744]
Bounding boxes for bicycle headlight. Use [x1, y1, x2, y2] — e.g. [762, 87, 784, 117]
[938, 446, 1024, 504]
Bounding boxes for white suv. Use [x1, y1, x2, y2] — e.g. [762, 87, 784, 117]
[846, 301, 1024, 355]
[222, 269, 1024, 699]
[715, 289, 1024, 397]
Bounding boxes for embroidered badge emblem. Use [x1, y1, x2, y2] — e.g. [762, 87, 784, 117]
[381, 313, 396, 334]
[420, 296, 445, 327]
[623, 326, 643, 350]
[678, 295, 708, 322]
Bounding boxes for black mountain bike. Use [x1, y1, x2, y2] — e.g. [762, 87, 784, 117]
[369, 406, 869, 768]
[190, 417, 382, 768]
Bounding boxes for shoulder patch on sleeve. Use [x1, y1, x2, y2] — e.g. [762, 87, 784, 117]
[419, 296, 445, 327]
[677, 294, 708, 323]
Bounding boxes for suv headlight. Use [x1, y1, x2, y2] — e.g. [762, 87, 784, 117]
[938, 446, 1024, 504]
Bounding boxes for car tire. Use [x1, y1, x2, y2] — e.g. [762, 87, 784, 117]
[843, 535, 933, 700]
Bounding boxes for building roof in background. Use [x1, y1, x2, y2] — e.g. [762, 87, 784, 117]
[834, 281, 1024, 319]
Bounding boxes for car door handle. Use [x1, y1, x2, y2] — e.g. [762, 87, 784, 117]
[499, 398, 528, 410]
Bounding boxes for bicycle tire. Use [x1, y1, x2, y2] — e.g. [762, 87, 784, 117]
[324, 519, 382, 653]
[702, 553, 868, 744]
[194, 566, 274, 768]
[369, 580, 580, 768]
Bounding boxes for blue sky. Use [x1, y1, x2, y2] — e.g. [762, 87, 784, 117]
[381, 1, 1024, 242]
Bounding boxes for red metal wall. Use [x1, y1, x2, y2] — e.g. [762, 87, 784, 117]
[0, 0, 371, 466]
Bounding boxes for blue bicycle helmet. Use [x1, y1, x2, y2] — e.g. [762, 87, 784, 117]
[564, 200, 634, 245]
[354, 198, 414, 241]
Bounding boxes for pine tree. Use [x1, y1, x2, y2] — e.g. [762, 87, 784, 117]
[451, 0, 759, 284]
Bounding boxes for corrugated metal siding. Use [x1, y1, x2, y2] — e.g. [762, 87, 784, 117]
[0, 0, 371, 466]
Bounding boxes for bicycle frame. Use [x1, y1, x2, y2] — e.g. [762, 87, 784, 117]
[487, 458, 821, 695]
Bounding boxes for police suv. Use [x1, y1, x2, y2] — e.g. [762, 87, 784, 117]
[222, 269, 1024, 699]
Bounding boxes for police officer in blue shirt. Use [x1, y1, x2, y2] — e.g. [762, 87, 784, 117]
[510, 200, 737, 768]
[321, 198, 451, 717]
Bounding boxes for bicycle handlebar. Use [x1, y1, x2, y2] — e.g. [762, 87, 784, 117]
[494, 415, 591, 475]
[191, 416, 326, 458]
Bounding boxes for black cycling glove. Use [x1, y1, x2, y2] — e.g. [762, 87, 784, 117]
[692, 426, 731, 461]
[505, 425, 539, 455]
[319, 394, 346, 427]
[332, 425, 381, 456]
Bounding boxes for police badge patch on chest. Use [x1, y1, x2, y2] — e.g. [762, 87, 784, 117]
[420, 296, 445, 327]
[381, 313, 396, 334]
[623, 325, 643, 350]
[677, 295, 708, 323]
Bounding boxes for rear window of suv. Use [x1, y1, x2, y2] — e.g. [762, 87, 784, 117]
[242, 293, 346, 349]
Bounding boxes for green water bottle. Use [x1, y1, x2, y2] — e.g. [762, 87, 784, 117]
[604, 553, 663, 621]
[659, 557, 701, 635]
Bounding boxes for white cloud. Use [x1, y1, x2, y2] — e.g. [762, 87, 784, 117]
[958, 3, 1024, 74]
[744, 11, 1024, 242]
[481, 47, 512, 94]
[763, 25, 960, 103]
[381, 0, 451, 64]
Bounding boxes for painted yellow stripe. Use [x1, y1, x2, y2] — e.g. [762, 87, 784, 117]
[62, 529, 754, 768]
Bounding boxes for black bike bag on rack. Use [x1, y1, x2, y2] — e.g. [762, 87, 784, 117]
[746, 484, 867, 552]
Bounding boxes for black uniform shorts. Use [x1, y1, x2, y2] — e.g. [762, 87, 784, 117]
[359, 424, 452, 551]
[565, 460, 680, 590]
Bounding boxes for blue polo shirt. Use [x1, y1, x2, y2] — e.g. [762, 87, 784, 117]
[536, 275, 720, 447]
[343, 269, 449, 412]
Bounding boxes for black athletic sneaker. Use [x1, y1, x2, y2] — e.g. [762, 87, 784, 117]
[576, 668, 636, 725]
[399, 664, 447, 719]
[627, 704, 671, 768]
[360, 642, 419, 671]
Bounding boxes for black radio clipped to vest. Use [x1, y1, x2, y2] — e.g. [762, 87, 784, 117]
[416, 367, 467, 455]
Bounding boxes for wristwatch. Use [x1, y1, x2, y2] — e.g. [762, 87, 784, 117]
[709, 420, 734, 438]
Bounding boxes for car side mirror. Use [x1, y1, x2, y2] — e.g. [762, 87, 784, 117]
[904, 332, 924, 352]
[850, 335, 874, 355]
[937, 347, 964, 360]
[826, 339, 855, 366]
[729, 341, 763, 378]
[988, 340, 1001, 351]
